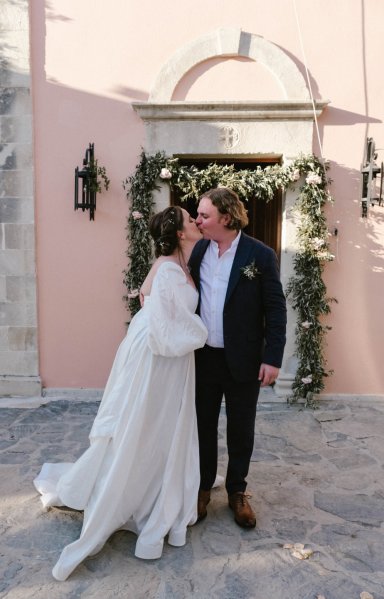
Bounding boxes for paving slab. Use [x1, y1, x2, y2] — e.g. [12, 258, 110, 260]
[0, 396, 383, 599]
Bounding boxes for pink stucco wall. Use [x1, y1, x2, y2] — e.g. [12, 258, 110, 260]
[30, 0, 384, 394]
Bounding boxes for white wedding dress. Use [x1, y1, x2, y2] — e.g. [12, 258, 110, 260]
[33, 262, 208, 581]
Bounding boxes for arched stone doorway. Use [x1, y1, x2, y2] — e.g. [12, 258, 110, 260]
[133, 28, 328, 397]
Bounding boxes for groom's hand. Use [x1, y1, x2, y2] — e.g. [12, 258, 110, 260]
[258, 364, 279, 387]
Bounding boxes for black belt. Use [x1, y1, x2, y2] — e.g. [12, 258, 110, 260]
[204, 344, 225, 351]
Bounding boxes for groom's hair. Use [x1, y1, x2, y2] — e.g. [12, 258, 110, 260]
[199, 187, 249, 230]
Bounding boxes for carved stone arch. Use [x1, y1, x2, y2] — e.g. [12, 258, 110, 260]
[149, 28, 310, 102]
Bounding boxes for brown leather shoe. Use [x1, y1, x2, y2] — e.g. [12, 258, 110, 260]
[228, 492, 256, 528]
[197, 489, 211, 522]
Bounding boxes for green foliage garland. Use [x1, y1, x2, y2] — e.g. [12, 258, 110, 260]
[285, 156, 335, 406]
[123, 151, 334, 406]
[89, 158, 110, 194]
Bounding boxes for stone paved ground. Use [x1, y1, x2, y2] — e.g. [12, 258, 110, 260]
[0, 397, 383, 599]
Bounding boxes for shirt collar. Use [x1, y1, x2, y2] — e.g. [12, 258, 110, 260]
[210, 230, 241, 255]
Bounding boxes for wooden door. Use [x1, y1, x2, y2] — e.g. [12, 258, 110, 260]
[171, 157, 282, 258]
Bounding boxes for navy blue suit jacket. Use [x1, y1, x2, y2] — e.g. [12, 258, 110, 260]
[189, 232, 287, 382]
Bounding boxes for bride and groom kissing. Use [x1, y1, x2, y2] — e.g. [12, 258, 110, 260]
[34, 186, 287, 581]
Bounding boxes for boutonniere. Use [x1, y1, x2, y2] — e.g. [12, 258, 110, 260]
[241, 261, 261, 280]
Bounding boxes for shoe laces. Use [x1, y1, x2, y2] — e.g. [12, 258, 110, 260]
[235, 492, 252, 506]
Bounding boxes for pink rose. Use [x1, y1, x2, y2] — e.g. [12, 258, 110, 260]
[305, 172, 322, 185]
[127, 289, 140, 299]
[160, 168, 172, 179]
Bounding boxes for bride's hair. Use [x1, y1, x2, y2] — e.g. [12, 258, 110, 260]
[150, 206, 184, 257]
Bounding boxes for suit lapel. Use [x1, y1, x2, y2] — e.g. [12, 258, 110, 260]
[191, 235, 255, 304]
[189, 239, 209, 290]
[225, 233, 254, 305]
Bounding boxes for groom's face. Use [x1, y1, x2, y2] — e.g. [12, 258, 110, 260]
[196, 197, 230, 241]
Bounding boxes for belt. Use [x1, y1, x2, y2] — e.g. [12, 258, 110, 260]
[204, 344, 225, 351]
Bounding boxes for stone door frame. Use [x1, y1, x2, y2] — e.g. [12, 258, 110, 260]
[133, 28, 328, 397]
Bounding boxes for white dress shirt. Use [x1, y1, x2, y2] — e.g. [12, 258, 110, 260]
[199, 232, 241, 347]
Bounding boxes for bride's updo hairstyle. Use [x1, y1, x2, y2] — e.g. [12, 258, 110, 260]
[150, 206, 184, 257]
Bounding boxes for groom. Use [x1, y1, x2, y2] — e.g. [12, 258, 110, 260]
[189, 187, 287, 528]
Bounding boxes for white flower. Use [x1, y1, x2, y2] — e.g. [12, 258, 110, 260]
[306, 172, 322, 185]
[132, 211, 143, 220]
[317, 251, 335, 261]
[127, 289, 140, 299]
[301, 375, 313, 384]
[291, 168, 301, 181]
[301, 321, 311, 329]
[159, 168, 172, 179]
[311, 237, 325, 250]
[241, 261, 261, 279]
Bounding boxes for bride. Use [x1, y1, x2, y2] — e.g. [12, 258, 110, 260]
[34, 206, 208, 581]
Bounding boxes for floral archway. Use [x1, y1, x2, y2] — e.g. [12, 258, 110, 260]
[123, 152, 335, 406]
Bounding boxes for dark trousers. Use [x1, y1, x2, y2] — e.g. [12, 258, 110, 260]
[195, 345, 260, 496]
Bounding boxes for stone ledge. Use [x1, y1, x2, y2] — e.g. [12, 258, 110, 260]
[317, 393, 384, 403]
[42, 387, 104, 400]
[133, 100, 329, 121]
[0, 375, 41, 397]
[1, 385, 383, 408]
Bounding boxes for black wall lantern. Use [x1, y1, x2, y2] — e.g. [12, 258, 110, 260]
[361, 137, 383, 217]
[74, 143, 109, 220]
